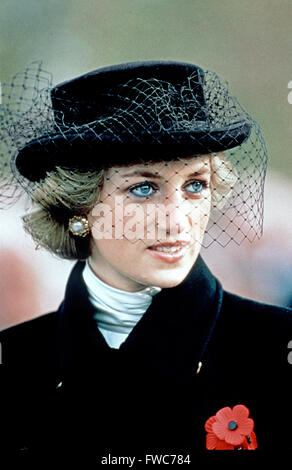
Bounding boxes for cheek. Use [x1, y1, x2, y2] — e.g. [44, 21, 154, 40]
[188, 200, 211, 235]
[114, 201, 148, 241]
[94, 238, 122, 257]
[198, 208, 210, 231]
[93, 238, 140, 263]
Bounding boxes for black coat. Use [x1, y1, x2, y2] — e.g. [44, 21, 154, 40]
[1, 256, 292, 464]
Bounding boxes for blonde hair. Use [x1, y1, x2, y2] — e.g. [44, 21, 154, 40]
[210, 152, 237, 209]
[23, 167, 105, 260]
[23, 153, 236, 260]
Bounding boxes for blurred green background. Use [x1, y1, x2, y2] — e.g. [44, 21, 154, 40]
[0, 0, 291, 178]
[0, 0, 291, 327]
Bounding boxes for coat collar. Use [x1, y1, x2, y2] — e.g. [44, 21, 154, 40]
[57, 255, 223, 385]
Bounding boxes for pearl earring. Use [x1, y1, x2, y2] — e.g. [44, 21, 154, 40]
[68, 215, 90, 237]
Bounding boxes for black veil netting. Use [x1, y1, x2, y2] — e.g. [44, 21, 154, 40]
[0, 61, 267, 247]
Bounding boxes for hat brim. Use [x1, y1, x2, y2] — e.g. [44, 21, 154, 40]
[15, 120, 251, 182]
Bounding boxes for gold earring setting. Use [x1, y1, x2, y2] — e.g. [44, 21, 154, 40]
[68, 215, 90, 237]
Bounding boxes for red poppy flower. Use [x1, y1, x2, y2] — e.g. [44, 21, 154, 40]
[241, 431, 258, 450]
[205, 404, 257, 450]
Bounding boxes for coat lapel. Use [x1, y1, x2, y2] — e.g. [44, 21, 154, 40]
[57, 255, 223, 386]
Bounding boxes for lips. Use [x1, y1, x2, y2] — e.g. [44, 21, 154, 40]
[149, 241, 190, 250]
[151, 245, 183, 253]
[147, 242, 190, 263]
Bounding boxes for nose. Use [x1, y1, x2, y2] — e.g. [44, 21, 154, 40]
[161, 189, 194, 237]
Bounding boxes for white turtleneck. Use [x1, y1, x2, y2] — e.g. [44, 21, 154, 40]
[82, 261, 161, 349]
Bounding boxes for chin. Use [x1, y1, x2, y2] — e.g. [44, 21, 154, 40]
[157, 279, 186, 289]
[144, 268, 192, 289]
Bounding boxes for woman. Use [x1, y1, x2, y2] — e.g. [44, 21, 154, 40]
[1, 60, 291, 463]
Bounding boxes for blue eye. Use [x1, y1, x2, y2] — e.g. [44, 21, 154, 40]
[185, 180, 206, 193]
[129, 182, 157, 198]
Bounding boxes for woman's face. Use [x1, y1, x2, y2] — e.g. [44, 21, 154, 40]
[88, 155, 212, 291]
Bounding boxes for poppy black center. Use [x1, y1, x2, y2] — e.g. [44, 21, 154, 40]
[228, 420, 238, 430]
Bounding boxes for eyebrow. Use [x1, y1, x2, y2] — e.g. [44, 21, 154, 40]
[120, 167, 210, 180]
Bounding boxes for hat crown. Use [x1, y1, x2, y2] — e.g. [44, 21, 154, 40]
[51, 61, 206, 127]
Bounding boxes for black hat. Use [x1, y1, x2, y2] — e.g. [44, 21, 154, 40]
[14, 60, 252, 182]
